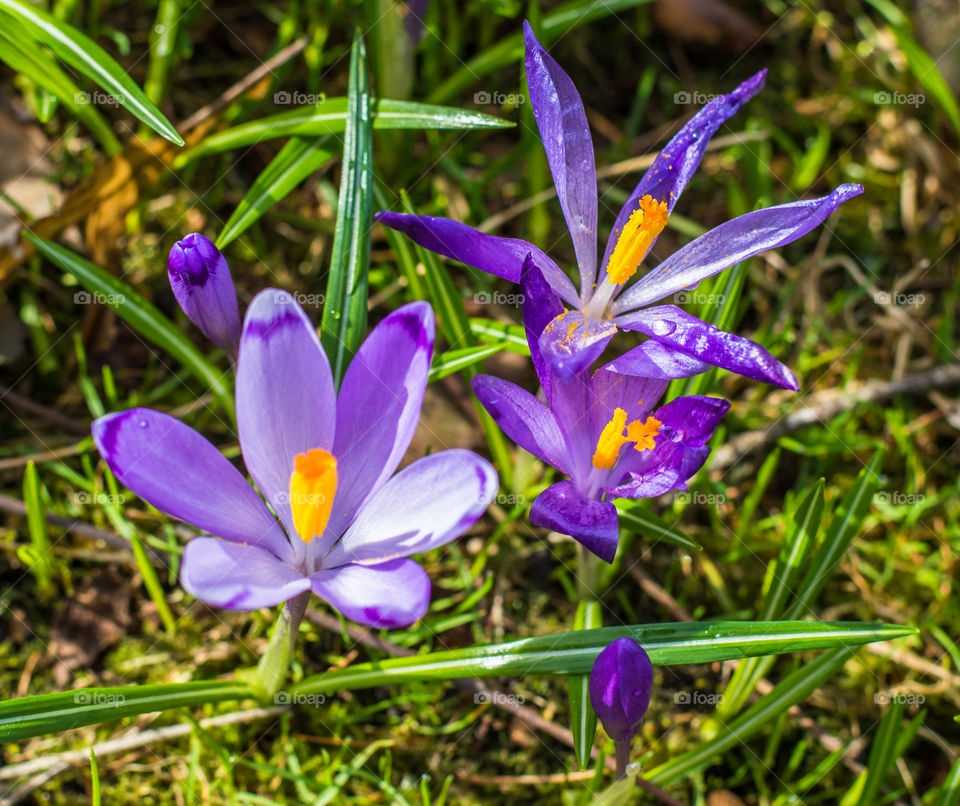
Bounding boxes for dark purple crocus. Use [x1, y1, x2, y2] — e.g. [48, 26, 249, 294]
[589, 637, 653, 777]
[471, 257, 728, 563]
[92, 290, 498, 628]
[377, 22, 863, 388]
[168, 233, 242, 356]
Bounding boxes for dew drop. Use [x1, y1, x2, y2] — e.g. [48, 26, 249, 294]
[138, 420, 147, 428]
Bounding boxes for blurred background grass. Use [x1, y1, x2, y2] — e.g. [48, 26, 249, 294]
[1, 0, 959, 803]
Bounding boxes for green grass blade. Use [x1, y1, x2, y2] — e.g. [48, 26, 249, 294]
[143, 0, 180, 105]
[90, 748, 101, 806]
[0, 681, 252, 742]
[24, 233, 234, 418]
[614, 502, 702, 552]
[468, 318, 530, 354]
[841, 700, 921, 806]
[216, 137, 335, 248]
[320, 31, 372, 384]
[428, 343, 509, 382]
[647, 648, 851, 785]
[292, 621, 913, 695]
[176, 99, 511, 164]
[568, 599, 602, 770]
[22, 460, 53, 594]
[0, 0, 183, 145]
[935, 754, 960, 806]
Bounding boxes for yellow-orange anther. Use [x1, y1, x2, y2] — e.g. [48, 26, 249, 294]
[605, 195, 669, 285]
[592, 409, 662, 470]
[289, 448, 337, 543]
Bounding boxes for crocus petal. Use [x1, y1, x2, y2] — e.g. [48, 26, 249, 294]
[539, 310, 617, 380]
[601, 71, 766, 271]
[92, 409, 294, 563]
[618, 184, 864, 310]
[310, 559, 430, 628]
[524, 21, 598, 291]
[472, 375, 568, 471]
[167, 233, 242, 355]
[589, 637, 653, 742]
[181, 538, 310, 610]
[324, 302, 433, 552]
[323, 450, 497, 566]
[589, 369, 667, 437]
[608, 395, 729, 498]
[374, 211, 579, 305]
[520, 254, 565, 394]
[530, 480, 619, 563]
[619, 305, 797, 390]
[602, 339, 713, 380]
[236, 289, 336, 553]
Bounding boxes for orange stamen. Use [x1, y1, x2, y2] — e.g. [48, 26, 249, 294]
[289, 448, 337, 543]
[605, 195, 669, 285]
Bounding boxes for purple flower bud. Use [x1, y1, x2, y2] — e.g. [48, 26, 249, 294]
[168, 233, 241, 355]
[589, 637, 653, 742]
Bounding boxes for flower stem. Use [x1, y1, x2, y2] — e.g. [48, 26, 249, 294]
[576, 543, 603, 600]
[244, 591, 310, 701]
[614, 739, 631, 780]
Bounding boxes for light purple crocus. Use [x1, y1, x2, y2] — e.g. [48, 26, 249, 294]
[377, 22, 863, 388]
[167, 233, 242, 357]
[472, 257, 728, 564]
[92, 290, 498, 628]
[589, 637, 653, 778]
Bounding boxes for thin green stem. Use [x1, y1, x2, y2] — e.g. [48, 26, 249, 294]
[244, 592, 310, 701]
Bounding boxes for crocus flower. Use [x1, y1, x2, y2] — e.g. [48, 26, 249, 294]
[377, 22, 863, 387]
[590, 637, 653, 777]
[92, 290, 498, 628]
[168, 233, 242, 356]
[471, 257, 728, 563]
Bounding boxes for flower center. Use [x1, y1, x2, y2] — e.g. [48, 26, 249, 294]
[289, 448, 337, 543]
[592, 407, 662, 470]
[605, 195, 669, 285]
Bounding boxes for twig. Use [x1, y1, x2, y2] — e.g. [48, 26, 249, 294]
[179, 37, 309, 133]
[710, 363, 960, 469]
[0, 385, 88, 434]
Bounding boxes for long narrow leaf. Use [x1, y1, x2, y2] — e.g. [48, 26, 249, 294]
[0, 621, 913, 743]
[614, 502, 702, 552]
[177, 99, 512, 164]
[568, 599, 602, 769]
[320, 31, 372, 383]
[24, 234, 234, 418]
[0, 0, 183, 144]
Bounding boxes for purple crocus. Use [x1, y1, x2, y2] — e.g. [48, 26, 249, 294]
[589, 637, 653, 777]
[471, 257, 728, 563]
[92, 290, 498, 628]
[377, 22, 863, 388]
[168, 233, 242, 356]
